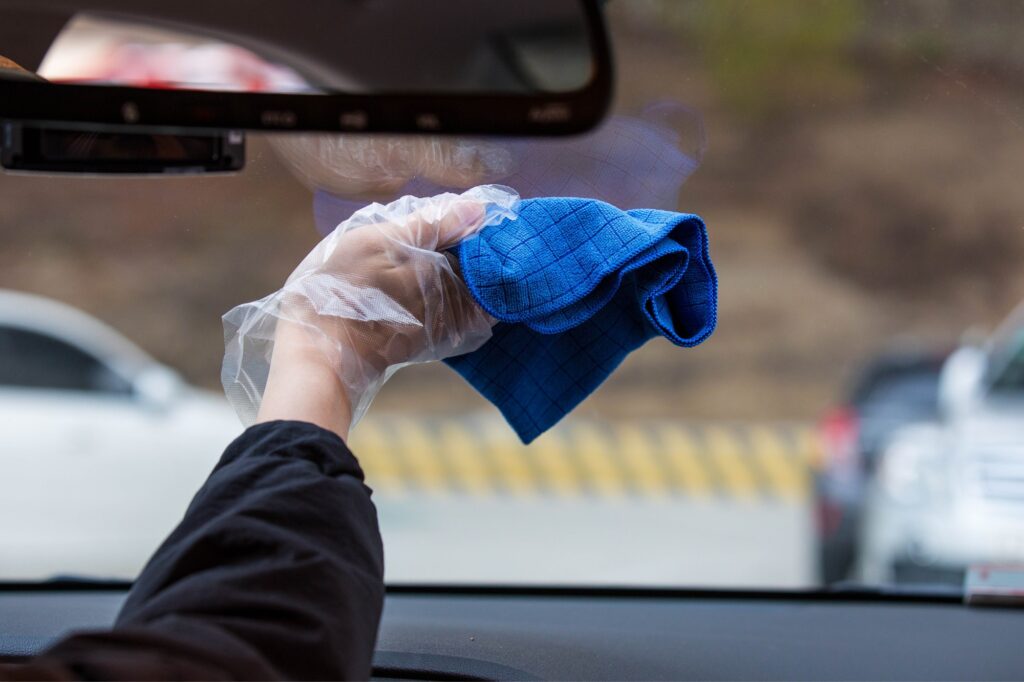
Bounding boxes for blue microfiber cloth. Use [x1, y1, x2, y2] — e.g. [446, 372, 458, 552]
[445, 197, 717, 443]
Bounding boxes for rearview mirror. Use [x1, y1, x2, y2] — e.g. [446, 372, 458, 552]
[0, 0, 612, 136]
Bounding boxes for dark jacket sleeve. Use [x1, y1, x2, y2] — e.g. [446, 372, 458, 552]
[5, 420, 385, 681]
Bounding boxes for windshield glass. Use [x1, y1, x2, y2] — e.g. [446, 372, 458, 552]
[4, 0, 1024, 590]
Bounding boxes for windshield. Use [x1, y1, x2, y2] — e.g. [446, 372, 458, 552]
[4, 0, 1024, 591]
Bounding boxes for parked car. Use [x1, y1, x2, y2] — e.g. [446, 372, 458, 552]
[815, 347, 947, 583]
[0, 289, 242, 580]
[857, 305, 1024, 584]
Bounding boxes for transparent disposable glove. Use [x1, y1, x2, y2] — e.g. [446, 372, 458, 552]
[222, 184, 519, 431]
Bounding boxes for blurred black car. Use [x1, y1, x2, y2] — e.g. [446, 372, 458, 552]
[815, 347, 948, 584]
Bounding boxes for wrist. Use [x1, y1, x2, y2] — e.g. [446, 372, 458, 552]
[256, 321, 354, 440]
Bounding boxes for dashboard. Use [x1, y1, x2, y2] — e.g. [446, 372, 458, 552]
[2, 585, 1022, 680]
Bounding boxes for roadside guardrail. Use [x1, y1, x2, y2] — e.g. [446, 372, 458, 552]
[350, 414, 820, 501]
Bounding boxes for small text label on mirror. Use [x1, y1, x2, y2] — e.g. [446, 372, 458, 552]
[260, 110, 297, 127]
[529, 102, 572, 124]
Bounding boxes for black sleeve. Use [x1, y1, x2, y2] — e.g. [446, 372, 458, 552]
[22, 420, 385, 681]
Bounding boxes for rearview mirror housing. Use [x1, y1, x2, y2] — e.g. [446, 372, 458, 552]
[0, 0, 613, 136]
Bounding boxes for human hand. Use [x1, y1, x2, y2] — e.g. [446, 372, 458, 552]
[223, 185, 519, 439]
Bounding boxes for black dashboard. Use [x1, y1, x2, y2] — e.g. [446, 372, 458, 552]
[2, 585, 1022, 680]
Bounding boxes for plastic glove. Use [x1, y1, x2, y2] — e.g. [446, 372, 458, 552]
[222, 184, 519, 431]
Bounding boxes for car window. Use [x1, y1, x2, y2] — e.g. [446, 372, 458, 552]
[4, 0, 1024, 590]
[988, 339, 1024, 395]
[858, 374, 940, 414]
[0, 326, 132, 395]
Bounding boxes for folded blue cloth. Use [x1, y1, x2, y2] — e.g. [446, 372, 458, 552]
[445, 197, 717, 443]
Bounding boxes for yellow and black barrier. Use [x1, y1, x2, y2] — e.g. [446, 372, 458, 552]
[349, 415, 821, 501]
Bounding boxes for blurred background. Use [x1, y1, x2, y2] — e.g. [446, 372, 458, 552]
[4, 0, 1024, 588]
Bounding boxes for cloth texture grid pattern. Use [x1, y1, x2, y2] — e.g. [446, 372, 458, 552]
[445, 196, 717, 443]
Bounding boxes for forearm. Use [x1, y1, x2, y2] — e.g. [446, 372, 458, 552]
[31, 422, 385, 681]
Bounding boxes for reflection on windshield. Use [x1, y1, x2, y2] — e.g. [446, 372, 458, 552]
[38, 14, 318, 93]
[3, 0, 1024, 590]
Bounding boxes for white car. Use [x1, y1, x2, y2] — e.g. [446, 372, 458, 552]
[0, 290, 242, 580]
[857, 306, 1024, 584]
